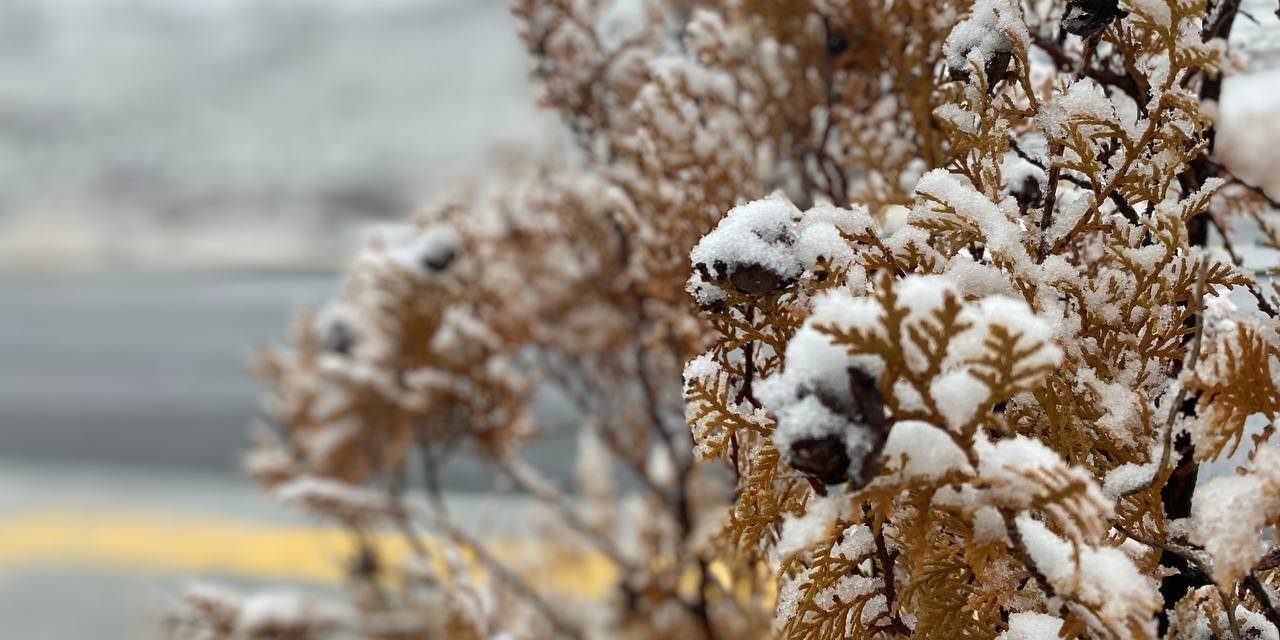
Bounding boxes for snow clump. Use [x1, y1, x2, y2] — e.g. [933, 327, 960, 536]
[688, 193, 872, 307]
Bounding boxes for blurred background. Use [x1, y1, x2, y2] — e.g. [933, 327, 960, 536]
[0, 0, 1277, 637]
[0, 0, 556, 636]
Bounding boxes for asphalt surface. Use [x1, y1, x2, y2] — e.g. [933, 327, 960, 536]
[0, 272, 350, 637]
[0, 272, 581, 488]
[0, 272, 336, 471]
[0, 271, 577, 639]
[0, 456, 550, 639]
[0, 268, 585, 639]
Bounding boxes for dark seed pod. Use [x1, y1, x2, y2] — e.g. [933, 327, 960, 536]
[728, 263, 790, 295]
[1179, 393, 1199, 417]
[1012, 173, 1044, 213]
[693, 258, 793, 297]
[1061, 0, 1127, 38]
[947, 48, 1012, 90]
[845, 367, 889, 488]
[826, 32, 849, 58]
[783, 366, 889, 488]
[984, 49, 1013, 88]
[710, 259, 730, 281]
[689, 200, 801, 300]
[788, 435, 851, 486]
[348, 544, 380, 580]
[422, 247, 456, 272]
[324, 321, 355, 355]
[847, 367, 886, 433]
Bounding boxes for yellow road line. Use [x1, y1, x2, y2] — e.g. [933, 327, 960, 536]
[0, 508, 617, 597]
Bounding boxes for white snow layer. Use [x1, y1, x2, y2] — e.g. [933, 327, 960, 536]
[687, 193, 872, 304]
[881, 420, 971, 481]
[1017, 515, 1156, 621]
[943, 0, 1030, 73]
[1193, 446, 1280, 585]
[997, 612, 1065, 640]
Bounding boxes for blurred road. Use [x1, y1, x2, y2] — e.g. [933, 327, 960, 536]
[0, 272, 588, 639]
[0, 273, 340, 637]
[0, 272, 580, 481]
[0, 272, 585, 640]
[0, 456, 572, 639]
[0, 272, 335, 468]
[0, 273, 335, 470]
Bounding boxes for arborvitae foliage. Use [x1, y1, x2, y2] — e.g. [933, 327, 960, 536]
[166, 1, 1280, 639]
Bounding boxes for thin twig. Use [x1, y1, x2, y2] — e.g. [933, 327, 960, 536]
[1113, 523, 1208, 575]
[1120, 255, 1210, 500]
[626, 260, 715, 638]
[437, 515, 585, 640]
[1258, 548, 1280, 572]
[537, 352, 675, 507]
[1245, 572, 1280, 630]
[495, 456, 635, 570]
[1011, 138, 1139, 223]
[393, 456, 585, 640]
[872, 523, 910, 635]
[1037, 139, 1063, 260]
[812, 17, 849, 209]
[1227, 174, 1280, 209]
[1204, 215, 1278, 317]
[1115, 523, 1240, 640]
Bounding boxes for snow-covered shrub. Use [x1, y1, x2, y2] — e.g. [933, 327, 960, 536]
[685, 0, 1280, 638]
[171, 0, 1280, 639]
